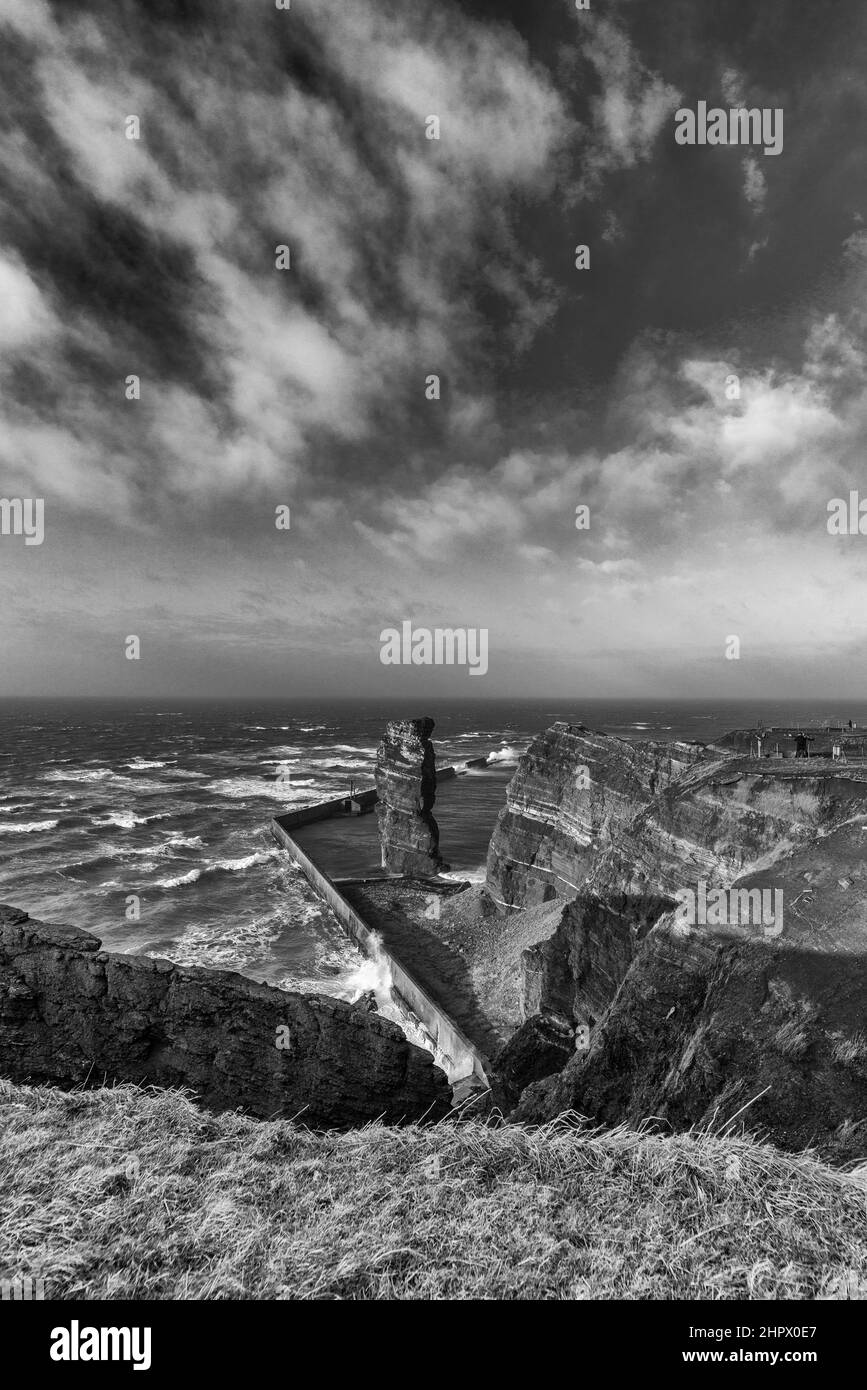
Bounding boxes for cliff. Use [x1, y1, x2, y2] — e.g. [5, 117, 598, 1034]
[516, 820, 867, 1161]
[486, 726, 867, 1161]
[0, 904, 451, 1127]
[375, 717, 448, 875]
[485, 723, 711, 907]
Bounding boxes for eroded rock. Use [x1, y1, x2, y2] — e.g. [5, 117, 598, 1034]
[492, 1012, 575, 1108]
[0, 904, 451, 1127]
[375, 717, 448, 875]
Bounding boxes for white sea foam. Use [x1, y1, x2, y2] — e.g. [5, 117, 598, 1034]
[42, 768, 115, 783]
[153, 847, 280, 888]
[90, 810, 177, 827]
[155, 867, 202, 888]
[62, 835, 206, 872]
[315, 758, 372, 771]
[0, 819, 59, 834]
[92, 812, 149, 829]
[486, 745, 521, 764]
[151, 897, 313, 969]
[205, 776, 316, 801]
[126, 759, 169, 769]
[440, 866, 486, 884]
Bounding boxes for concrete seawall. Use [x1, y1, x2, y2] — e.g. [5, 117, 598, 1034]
[278, 788, 378, 829]
[271, 814, 488, 1087]
[278, 769, 463, 831]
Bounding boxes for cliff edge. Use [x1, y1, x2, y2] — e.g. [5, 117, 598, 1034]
[0, 904, 451, 1127]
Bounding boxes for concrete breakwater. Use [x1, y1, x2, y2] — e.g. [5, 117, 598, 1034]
[270, 813, 489, 1087]
[278, 765, 465, 831]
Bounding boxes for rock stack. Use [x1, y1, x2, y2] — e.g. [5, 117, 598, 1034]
[375, 717, 448, 876]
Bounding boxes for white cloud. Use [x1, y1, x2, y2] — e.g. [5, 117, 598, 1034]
[579, 19, 681, 189]
[0, 254, 56, 350]
[0, 0, 574, 515]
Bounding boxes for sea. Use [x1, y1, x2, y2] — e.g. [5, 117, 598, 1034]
[2, 697, 865, 1008]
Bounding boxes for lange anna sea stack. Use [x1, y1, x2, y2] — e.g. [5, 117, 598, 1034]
[375, 717, 448, 875]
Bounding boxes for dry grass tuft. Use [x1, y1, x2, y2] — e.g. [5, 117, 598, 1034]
[1, 1079, 865, 1300]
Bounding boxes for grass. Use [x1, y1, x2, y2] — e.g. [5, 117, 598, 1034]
[833, 1032, 867, 1067]
[1, 1078, 865, 1300]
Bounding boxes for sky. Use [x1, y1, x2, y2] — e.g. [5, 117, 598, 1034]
[1, 0, 867, 698]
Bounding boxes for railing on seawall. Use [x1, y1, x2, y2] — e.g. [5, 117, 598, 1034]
[270, 814, 489, 1088]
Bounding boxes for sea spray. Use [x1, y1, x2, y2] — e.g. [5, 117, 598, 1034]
[346, 932, 455, 1077]
[345, 930, 394, 1011]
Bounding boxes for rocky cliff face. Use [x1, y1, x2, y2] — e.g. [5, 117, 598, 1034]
[486, 725, 867, 1160]
[485, 723, 710, 908]
[0, 905, 451, 1127]
[586, 758, 867, 901]
[516, 820, 867, 1161]
[375, 717, 448, 876]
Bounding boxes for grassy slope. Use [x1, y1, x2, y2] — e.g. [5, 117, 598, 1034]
[1, 1079, 865, 1300]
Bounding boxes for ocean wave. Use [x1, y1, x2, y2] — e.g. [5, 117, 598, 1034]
[154, 867, 202, 888]
[441, 866, 487, 884]
[486, 745, 521, 764]
[42, 768, 115, 783]
[0, 819, 59, 834]
[205, 776, 316, 801]
[146, 885, 311, 970]
[152, 847, 280, 889]
[92, 807, 195, 827]
[61, 835, 206, 873]
[299, 743, 376, 756]
[92, 812, 150, 829]
[310, 758, 372, 771]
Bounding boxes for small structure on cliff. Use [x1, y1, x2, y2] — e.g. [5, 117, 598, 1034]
[375, 717, 449, 875]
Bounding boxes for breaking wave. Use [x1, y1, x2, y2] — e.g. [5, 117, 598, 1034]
[0, 819, 59, 834]
[152, 847, 280, 889]
[486, 745, 521, 764]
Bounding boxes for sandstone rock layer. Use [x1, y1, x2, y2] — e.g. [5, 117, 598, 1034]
[485, 723, 710, 908]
